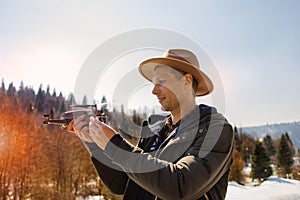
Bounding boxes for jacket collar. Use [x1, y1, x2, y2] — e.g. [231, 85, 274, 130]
[147, 104, 218, 134]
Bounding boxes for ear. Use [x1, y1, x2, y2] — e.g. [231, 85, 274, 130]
[184, 74, 193, 87]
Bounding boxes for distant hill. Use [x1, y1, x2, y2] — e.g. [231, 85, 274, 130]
[240, 121, 300, 150]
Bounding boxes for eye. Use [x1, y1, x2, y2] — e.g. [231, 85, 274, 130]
[158, 80, 166, 85]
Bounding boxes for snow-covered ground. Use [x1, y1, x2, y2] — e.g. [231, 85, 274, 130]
[226, 177, 300, 200]
[79, 176, 300, 200]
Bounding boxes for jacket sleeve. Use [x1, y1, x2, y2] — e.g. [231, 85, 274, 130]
[104, 121, 234, 200]
[84, 142, 129, 195]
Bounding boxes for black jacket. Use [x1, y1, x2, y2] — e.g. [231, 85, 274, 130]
[86, 104, 234, 200]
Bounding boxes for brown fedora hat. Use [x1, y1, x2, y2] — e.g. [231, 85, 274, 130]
[138, 49, 214, 96]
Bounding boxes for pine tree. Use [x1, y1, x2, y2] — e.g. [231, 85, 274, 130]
[50, 107, 55, 119]
[121, 105, 125, 118]
[1, 78, 5, 91]
[263, 134, 276, 162]
[55, 92, 64, 112]
[35, 85, 45, 112]
[59, 99, 67, 113]
[82, 95, 88, 105]
[7, 82, 16, 97]
[137, 115, 141, 126]
[277, 134, 294, 177]
[233, 126, 242, 151]
[17, 81, 25, 105]
[285, 132, 295, 155]
[19, 81, 24, 92]
[67, 93, 76, 105]
[133, 109, 138, 125]
[46, 85, 50, 95]
[251, 140, 273, 183]
[52, 89, 57, 97]
[101, 95, 108, 113]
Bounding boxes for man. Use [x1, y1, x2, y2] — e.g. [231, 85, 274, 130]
[68, 49, 234, 200]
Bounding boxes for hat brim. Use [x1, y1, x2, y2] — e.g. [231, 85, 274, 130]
[138, 57, 214, 96]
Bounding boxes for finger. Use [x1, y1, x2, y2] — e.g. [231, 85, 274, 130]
[75, 118, 89, 131]
[74, 115, 87, 125]
[79, 126, 94, 142]
[90, 116, 102, 128]
[67, 120, 75, 133]
[89, 123, 102, 135]
[79, 126, 89, 136]
[88, 127, 96, 138]
[92, 117, 107, 131]
[90, 116, 96, 123]
[89, 122, 99, 137]
[89, 127, 103, 143]
[80, 126, 90, 137]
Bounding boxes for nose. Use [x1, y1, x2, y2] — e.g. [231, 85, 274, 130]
[152, 84, 160, 95]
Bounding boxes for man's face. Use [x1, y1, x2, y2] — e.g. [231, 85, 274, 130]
[151, 66, 187, 112]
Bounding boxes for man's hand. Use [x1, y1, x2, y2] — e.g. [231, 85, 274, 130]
[67, 115, 94, 143]
[67, 115, 117, 149]
[89, 116, 116, 150]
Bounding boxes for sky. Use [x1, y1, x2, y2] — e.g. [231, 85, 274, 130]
[0, 0, 299, 127]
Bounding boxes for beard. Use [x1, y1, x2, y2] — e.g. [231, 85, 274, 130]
[160, 98, 180, 113]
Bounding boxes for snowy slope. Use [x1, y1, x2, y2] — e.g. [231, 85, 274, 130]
[226, 177, 300, 200]
[79, 177, 300, 200]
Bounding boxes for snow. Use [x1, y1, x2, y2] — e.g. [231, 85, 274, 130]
[242, 165, 252, 175]
[76, 195, 104, 200]
[77, 177, 300, 200]
[226, 177, 300, 200]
